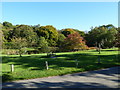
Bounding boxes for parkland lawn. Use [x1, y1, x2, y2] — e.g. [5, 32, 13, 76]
[1, 48, 120, 82]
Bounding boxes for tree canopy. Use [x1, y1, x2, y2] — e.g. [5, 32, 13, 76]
[85, 24, 118, 48]
[1, 21, 118, 53]
[61, 32, 87, 51]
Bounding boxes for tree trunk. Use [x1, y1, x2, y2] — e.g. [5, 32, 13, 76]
[98, 43, 101, 54]
[19, 49, 22, 57]
[20, 54, 22, 57]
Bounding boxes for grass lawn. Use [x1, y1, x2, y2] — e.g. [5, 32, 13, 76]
[1, 48, 120, 82]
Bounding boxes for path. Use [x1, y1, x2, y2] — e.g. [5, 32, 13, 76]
[2, 66, 120, 88]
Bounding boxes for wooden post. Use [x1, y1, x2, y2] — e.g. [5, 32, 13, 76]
[45, 61, 49, 70]
[11, 64, 14, 72]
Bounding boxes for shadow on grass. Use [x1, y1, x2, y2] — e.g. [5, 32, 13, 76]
[2, 52, 119, 69]
[2, 51, 120, 82]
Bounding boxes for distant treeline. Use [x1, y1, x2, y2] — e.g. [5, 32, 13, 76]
[0, 21, 119, 53]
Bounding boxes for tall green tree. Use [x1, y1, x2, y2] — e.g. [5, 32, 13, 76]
[12, 25, 38, 47]
[85, 24, 118, 48]
[57, 33, 66, 48]
[36, 25, 58, 46]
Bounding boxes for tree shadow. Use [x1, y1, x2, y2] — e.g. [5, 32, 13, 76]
[2, 52, 119, 82]
[69, 66, 120, 82]
[2, 77, 119, 88]
[2, 53, 119, 70]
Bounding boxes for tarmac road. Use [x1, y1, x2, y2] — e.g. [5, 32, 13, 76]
[2, 66, 120, 88]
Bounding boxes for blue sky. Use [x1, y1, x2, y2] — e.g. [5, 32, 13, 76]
[2, 2, 118, 31]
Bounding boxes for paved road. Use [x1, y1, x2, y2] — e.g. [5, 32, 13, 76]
[2, 66, 120, 88]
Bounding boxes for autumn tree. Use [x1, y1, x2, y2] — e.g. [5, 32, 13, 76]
[61, 32, 87, 51]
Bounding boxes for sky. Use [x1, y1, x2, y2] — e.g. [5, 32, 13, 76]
[2, 2, 118, 31]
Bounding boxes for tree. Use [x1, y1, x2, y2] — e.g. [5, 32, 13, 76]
[0, 29, 2, 50]
[85, 24, 118, 48]
[3, 21, 13, 29]
[36, 25, 58, 46]
[57, 33, 66, 48]
[0, 24, 9, 49]
[103, 28, 118, 48]
[61, 28, 76, 37]
[2, 23, 13, 42]
[115, 27, 120, 49]
[73, 29, 85, 37]
[12, 25, 38, 47]
[38, 37, 49, 53]
[11, 37, 27, 57]
[61, 32, 87, 51]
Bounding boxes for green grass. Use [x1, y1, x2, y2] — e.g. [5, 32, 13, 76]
[2, 48, 120, 82]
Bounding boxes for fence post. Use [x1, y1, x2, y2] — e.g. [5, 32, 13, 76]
[45, 61, 49, 70]
[11, 64, 14, 72]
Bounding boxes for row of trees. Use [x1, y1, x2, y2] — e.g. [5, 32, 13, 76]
[0, 21, 119, 56]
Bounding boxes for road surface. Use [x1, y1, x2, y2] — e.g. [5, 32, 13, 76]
[2, 66, 120, 88]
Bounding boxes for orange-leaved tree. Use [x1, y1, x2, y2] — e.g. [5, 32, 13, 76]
[62, 32, 88, 51]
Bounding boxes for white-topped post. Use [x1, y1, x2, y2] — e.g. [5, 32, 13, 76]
[11, 64, 14, 72]
[45, 61, 49, 70]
